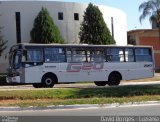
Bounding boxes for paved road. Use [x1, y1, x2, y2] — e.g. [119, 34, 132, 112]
[0, 104, 160, 116]
[0, 80, 160, 90]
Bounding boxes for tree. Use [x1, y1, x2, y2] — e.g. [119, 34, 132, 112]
[30, 7, 64, 44]
[139, 0, 160, 40]
[79, 3, 115, 45]
[0, 16, 7, 56]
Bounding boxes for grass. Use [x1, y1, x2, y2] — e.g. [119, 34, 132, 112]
[0, 74, 160, 107]
[1, 95, 160, 107]
[1, 85, 160, 99]
[0, 85, 160, 107]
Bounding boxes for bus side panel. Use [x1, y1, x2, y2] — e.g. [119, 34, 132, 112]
[64, 62, 107, 82]
[105, 62, 154, 81]
[42, 63, 67, 83]
[125, 62, 154, 80]
[24, 65, 44, 83]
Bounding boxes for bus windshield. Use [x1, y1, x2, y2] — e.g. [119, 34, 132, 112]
[9, 50, 22, 69]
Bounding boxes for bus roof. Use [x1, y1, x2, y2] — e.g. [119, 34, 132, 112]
[12, 43, 153, 49]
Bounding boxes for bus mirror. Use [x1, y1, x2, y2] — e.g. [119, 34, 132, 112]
[22, 55, 26, 62]
[22, 50, 27, 62]
[5, 53, 9, 60]
[5, 55, 7, 60]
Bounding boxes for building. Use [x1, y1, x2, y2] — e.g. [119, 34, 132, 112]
[128, 29, 160, 69]
[0, 1, 127, 73]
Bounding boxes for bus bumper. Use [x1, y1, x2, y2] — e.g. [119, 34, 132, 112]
[6, 76, 20, 83]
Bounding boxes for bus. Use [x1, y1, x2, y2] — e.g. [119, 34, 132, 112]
[6, 43, 154, 88]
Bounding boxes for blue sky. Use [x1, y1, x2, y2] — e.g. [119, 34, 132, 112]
[57, 0, 151, 30]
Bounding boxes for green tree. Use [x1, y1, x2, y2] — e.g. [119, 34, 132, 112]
[30, 7, 64, 44]
[79, 3, 115, 45]
[0, 24, 7, 56]
[139, 0, 160, 40]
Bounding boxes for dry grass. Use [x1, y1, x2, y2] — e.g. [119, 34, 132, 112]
[0, 85, 160, 107]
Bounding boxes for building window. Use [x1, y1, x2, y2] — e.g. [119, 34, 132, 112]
[15, 12, 21, 43]
[58, 12, 63, 20]
[74, 13, 79, 20]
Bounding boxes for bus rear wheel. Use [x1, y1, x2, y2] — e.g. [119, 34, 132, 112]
[94, 81, 107, 86]
[42, 75, 55, 88]
[108, 72, 121, 86]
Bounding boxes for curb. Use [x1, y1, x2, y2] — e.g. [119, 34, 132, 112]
[0, 101, 160, 111]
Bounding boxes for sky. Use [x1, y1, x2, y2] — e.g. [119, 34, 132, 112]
[56, 0, 151, 30]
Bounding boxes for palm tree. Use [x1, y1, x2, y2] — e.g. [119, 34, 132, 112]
[139, 0, 160, 41]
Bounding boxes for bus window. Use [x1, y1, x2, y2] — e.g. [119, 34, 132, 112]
[26, 50, 43, 62]
[135, 48, 152, 62]
[44, 48, 65, 62]
[67, 49, 86, 63]
[106, 48, 124, 62]
[125, 48, 134, 62]
[67, 50, 72, 62]
[86, 51, 91, 62]
[90, 50, 105, 62]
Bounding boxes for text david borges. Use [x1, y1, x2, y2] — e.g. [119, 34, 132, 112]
[101, 116, 160, 122]
[101, 116, 134, 122]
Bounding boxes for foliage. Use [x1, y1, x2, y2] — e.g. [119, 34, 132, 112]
[79, 3, 115, 45]
[0, 35, 7, 56]
[30, 7, 64, 44]
[0, 75, 7, 85]
[139, 0, 160, 27]
[0, 15, 7, 56]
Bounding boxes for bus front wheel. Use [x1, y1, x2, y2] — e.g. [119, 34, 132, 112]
[108, 72, 121, 86]
[42, 75, 55, 88]
[94, 81, 107, 86]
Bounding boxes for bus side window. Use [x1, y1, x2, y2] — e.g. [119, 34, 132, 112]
[26, 50, 43, 62]
[135, 48, 152, 62]
[125, 48, 134, 62]
[44, 48, 65, 63]
[90, 50, 105, 62]
[106, 48, 124, 62]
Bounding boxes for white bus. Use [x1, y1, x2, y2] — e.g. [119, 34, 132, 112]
[6, 43, 154, 88]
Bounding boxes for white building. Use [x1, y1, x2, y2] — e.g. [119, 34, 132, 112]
[0, 1, 127, 73]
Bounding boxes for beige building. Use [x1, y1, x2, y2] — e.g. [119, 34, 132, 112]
[0, 1, 127, 73]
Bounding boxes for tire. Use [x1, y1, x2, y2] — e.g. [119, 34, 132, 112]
[42, 75, 55, 88]
[108, 73, 121, 86]
[32, 83, 43, 88]
[94, 81, 107, 86]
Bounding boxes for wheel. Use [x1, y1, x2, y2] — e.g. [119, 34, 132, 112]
[42, 75, 55, 88]
[94, 81, 107, 86]
[108, 73, 121, 86]
[32, 83, 43, 88]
